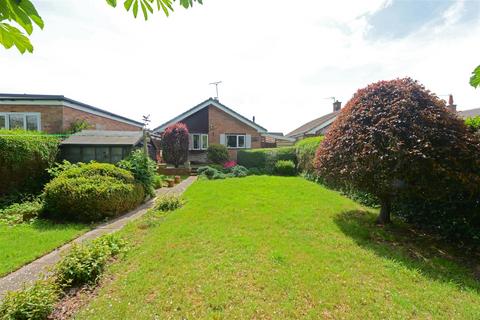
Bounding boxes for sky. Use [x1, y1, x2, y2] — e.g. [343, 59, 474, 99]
[1, 0, 479, 133]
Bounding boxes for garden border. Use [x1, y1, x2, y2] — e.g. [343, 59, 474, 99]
[0, 176, 197, 300]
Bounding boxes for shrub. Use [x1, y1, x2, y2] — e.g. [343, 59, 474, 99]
[0, 199, 43, 225]
[60, 162, 135, 183]
[295, 136, 323, 175]
[161, 123, 189, 168]
[274, 160, 296, 176]
[47, 160, 79, 178]
[0, 279, 60, 320]
[237, 147, 297, 173]
[155, 195, 184, 211]
[223, 160, 237, 169]
[465, 116, 480, 133]
[153, 174, 166, 189]
[315, 78, 480, 225]
[229, 165, 249, 178]
[43, 175, 144, 222]
[118, 149, 157, 197]
[207, 144, 229, 164]
[54, 234, 127, 287]
[197, 166, 226, 180]
[0, 130, 59, 196]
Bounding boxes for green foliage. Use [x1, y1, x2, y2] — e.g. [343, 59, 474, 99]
[153, 174, 166, 189]
[207, 144, 229, 164]
[0, 199, 43, 225]
[229, 165, 249, 178]
[197, 166, 226, 180]
[274, 160, 296, 176]
[118, 149, 157, 197]
[465, 116, 480, 133]
[155, 195, 184, 211]
[65, 119, 90, 134]
[46, 160, 79, 178]
[0, 279, 59, 320]
[106, 0, 203, 20]
[470, 65, 480, 89]
[0, 130, 59, 196]
[237, 147, 297, 174]
[55, 234, 127, 287]
[0, 0, 44, 54]
[295, 136, 324, 175]
[43, 163, 144, 222]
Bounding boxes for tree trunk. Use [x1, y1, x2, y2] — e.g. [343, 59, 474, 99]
[376, 198, 391, 225]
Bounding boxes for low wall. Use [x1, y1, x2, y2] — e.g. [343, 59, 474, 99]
[158, 166, 191, 176]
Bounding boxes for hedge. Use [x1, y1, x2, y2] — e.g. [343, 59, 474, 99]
[0, 130, 59, 195]
[43, 163, 144, 222]
[237, 146, 296, 173]
[295, 136, 324, 175]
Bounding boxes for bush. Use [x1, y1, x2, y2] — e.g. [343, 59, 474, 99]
[155, 195, 184, 211]
[0, 279, 60, 320]
[54, 234, 127, 287]
[46, 160, 79, 178]
[161, 123, 189, 168]
[237, 147, 297, 173]
[0, 130, 59, 196]
[207, 144, 229, 164]
[465, 116, 480, 133]
[197, 166, 226, 180]
[315, 78, 480, 226]
[274, 160, 296, 176]
[118, 150, 157, 197]
[153, 174, 166, 189]
[229, 165, 249, 178]
[295, 136, 323, 175]
[43, 166, 144, 222]
[0, 199, 43, 225]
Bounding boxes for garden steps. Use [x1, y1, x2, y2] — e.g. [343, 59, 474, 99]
[0, 176, 197, 301]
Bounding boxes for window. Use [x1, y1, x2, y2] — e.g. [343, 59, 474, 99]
[191, 134, 208, 150]
[226, 134, 247, 149]
[0, 113, 40, 131]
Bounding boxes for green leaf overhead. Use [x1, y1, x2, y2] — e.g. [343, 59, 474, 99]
[110, 0, 202, 20]
[470, 65, 480, 89]
[0, 0, 44, 54]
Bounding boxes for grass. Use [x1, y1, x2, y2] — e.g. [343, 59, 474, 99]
[0, 220, 88, 276]
[76, 176, 480, 319]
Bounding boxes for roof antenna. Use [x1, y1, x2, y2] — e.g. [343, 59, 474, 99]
[210, 81, 222, 101]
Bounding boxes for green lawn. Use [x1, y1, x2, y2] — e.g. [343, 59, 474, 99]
[76, 176, 480, 319]
[0, 220, 88, 276]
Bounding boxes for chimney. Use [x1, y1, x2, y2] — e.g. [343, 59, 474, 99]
[333, 100, 342, 112]
[447, 94, 457, 112]
[252, 116, 256, 123]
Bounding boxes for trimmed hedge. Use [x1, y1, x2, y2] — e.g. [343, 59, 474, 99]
[0, 130, 59, 195]
[295, 136, 324, 175]
[207, 144, 229, 164]
[274, 160, 296, 176]
[237, 147, 296, 174]
[43, 163, 144, 222]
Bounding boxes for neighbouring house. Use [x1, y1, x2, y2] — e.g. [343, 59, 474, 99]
[0, 93, 144, 133]
[287, 100, 342, 141]
[458, 108, 480, 118]
[153, 98, 294, 163]
[60, 130, 146, 163]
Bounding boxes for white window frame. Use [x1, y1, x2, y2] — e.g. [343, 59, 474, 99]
[226, 134, 247, 149]
[0, 112, 41, 131]
[191, 133, 208, 150]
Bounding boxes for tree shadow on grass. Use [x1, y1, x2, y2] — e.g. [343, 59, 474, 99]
[334, 210, 480, 293]
[29, 219, 88, 232]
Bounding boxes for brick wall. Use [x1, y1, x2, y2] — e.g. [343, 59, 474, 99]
[0, 104, 141, 133]
[63, 107, 141, 132]
[0, 105, 63, 133]
[208, 105, 262, 160]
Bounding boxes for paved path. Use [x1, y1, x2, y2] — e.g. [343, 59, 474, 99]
[0, 176, 197, 300]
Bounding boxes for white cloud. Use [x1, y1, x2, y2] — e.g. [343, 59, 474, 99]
[0, 0, 478, 133]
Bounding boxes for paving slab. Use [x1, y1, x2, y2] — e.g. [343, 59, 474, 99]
[0, 176, 196, 300]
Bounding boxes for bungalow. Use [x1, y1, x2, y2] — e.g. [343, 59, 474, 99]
[287, 100, 342, 141]
[153, 98, 293, 162]
[0, 93, 143, 133]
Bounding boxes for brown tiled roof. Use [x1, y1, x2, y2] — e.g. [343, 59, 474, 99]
[287, 111, 339, 138]
[459, 108, 480, 118]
